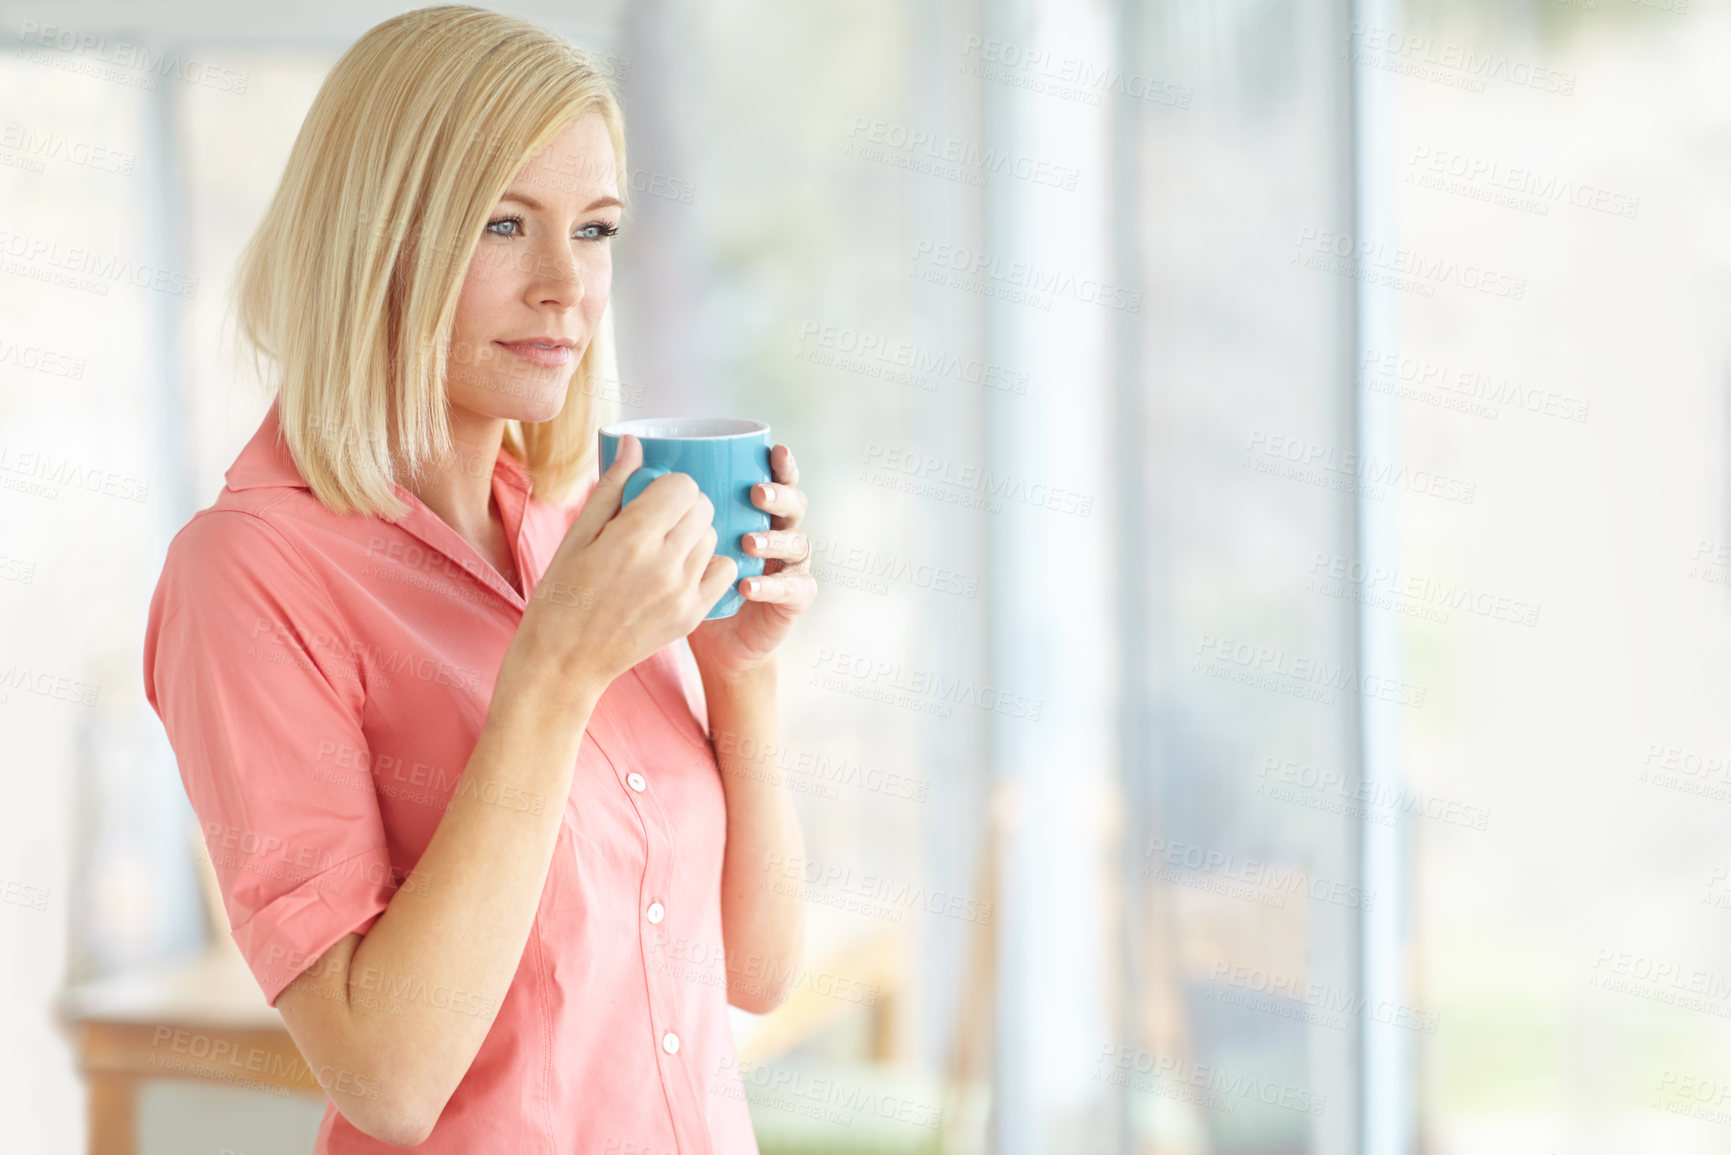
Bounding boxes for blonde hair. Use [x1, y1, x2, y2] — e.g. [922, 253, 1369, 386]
[229, 4, 627, 517]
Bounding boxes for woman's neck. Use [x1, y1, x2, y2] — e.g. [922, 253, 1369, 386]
[401, 410, 518, 589]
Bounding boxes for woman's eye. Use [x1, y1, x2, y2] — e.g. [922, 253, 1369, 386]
[485, 216, 619, 241]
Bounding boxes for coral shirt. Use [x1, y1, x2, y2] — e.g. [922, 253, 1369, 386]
[142, 402, 759, 1154]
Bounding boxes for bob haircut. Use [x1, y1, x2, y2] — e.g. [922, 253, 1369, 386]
[229, 4, 627, 518]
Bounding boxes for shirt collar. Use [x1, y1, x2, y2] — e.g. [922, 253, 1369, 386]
[225, 401, 535, 503]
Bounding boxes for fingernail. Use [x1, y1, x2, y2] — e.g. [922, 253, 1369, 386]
[760, 483, 776, 502]
[750, 533, 766, 550]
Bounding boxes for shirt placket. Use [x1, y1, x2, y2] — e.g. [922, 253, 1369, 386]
[379, 463, 716, 1152]
[585, 695, 715, 1155]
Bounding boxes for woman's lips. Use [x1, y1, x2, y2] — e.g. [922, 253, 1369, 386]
[495, 340, 573, 368]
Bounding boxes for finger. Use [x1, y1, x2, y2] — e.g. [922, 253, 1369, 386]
[667, 489, 717, 558]
[696, 551, 739, 611]
[770, 443, 800, 486]
[618, 469, 704, 533]
[742, 528, 808, 563]
[682, 521, 719, 586]
[739, 568, 815, 606]
[563, 434, 640, 550]
[750, 480, 806, 529]
[603, 434, 642, 493]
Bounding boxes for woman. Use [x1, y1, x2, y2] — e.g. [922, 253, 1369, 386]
[142, 7, 812, 1151]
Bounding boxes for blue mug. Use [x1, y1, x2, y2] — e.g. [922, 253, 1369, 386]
[597, 417, 772, 620]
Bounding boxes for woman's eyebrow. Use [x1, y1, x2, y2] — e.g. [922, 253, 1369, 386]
[499, 190, 623, 212]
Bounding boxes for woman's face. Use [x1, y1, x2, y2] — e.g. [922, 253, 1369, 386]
[446, 112, 621, 426]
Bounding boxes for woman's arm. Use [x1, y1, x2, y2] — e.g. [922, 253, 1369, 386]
[683, 443, 817, 1015]
[273, 441, 734, 1146]
[273, 661, 598, 1146]
[698, 656, 808, 1013]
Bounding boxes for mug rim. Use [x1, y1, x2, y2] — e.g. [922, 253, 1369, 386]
[599, 416, 768, 440]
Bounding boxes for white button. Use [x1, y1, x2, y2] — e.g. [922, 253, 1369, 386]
[627, 773, 646, 792]
[646, 902, 664, 924]
[662, 1031, 680, 1055]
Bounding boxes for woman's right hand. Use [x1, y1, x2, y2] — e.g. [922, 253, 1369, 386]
[508, 434, 738, 702]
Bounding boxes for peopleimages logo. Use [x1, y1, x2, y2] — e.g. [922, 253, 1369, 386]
[1405, 146, 1640, 220]
[713, 1057, 944, 1129]
[0, 226, 199, 299]
[1094, 1044, 1327, 1116]
[1244, 428, 1478, 505]
[910, 240, 1142, 313]
[16, 20, 251, 93]
[1346, 23, 1576, 96]
[806, 534, 980, 600]
[762, 852, 994, 924]
[0, 877, 49, 912]
[652, 932, 881, 1005]
[248, 617, 485, 694]
[1204, 961, 1441, 1034]
[1307, 552, 1540, 629]
[1358, 347, 1590, 424]
[845, 116, 1080, 191]
[1144, 836, 1374, 911]
[1257, 756, 1491, 832]
[150, 1027, 383, 1102]
[0, 442, 149, 502]
[0, 664, 100, 707]
[1191, 632, 1427, 709]
[797, 320, 1031, 396]
[1293, 227, 1526, 301]
[0, 334, 87, 380]
[1657, 1070, 1731, 1121]
[958, 36, 1192, 109]
[0, 123, 136, 175]
[861, 442, 1093, 518]
[257, 945, 499, 1018]
[712, 731, 932, 802]
[809, 644, 1045, 721]
[1587, 947, 1731, 1020]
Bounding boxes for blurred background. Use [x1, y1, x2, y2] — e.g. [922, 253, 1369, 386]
[1, 0, 1727, 1152]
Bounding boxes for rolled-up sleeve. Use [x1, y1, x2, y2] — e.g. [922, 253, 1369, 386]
[143, 508, 396, 1006]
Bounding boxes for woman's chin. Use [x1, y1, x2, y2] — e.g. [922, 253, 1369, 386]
[501, 391, 569, 425]
[446, 376, 570, 425]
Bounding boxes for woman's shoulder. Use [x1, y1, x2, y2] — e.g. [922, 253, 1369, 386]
[163, 490, 327, 582]
[151, 488, 352, 634]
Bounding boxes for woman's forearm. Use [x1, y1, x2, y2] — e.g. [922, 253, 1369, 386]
[277, 649, 600, 1144]
[700, 657, 807, 1012]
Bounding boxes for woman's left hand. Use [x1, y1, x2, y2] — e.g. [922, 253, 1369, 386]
[687, 443, 815, 680]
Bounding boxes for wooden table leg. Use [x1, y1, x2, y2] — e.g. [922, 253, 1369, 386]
[87, 1072, 137, 1155]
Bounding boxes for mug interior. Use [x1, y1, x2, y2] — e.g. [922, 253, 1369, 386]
[600, 417, 767, 439]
